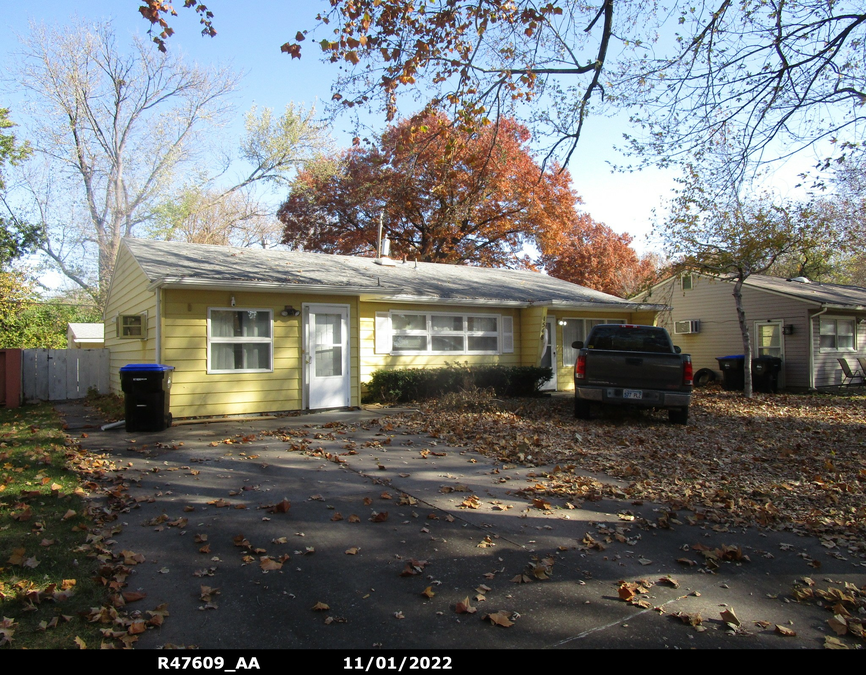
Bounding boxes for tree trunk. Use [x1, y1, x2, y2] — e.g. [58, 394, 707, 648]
[733, 277, 753, 398]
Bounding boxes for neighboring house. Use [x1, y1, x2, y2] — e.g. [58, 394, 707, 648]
[66, 322, 105, 349]
[103, 239, 665, 418]
[634, 273, 866, 390]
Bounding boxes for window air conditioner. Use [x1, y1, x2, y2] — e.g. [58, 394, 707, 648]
[674, 320, 701, 335]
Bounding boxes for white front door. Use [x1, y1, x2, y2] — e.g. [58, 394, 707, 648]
[305, 304, 350, 410]
[540, 316, 557, 391]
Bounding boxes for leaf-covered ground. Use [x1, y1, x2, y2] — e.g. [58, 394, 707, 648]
[384, 389, 866, 554]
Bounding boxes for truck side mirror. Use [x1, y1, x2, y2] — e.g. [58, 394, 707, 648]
[572, 341, 584, 349]
[674, 346, 682, 354]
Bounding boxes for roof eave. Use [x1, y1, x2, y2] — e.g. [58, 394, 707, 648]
[548, 300, 667, 312]
[820, 303, 866, 312]
[147, 277, 387, 296]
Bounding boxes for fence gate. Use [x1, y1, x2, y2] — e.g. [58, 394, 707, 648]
[21, 349, 110, 402]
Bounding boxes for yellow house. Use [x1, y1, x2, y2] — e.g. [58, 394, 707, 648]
[103, 239, 664, 418]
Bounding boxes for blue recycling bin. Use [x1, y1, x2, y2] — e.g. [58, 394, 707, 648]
[120, 364, 175, 432]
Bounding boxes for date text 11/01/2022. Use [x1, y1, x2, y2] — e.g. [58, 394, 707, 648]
[345, 657, 453, 671]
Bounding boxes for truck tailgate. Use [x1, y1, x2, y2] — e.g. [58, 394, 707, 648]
[584, 351, 685, 390]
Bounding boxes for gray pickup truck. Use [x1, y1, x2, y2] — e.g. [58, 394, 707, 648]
[573, 324, 693, 424]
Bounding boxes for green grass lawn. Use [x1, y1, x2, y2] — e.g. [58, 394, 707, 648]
[0, 403, 132, 649]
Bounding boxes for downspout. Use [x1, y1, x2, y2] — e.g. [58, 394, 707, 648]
[809, 306, 829, 390]
[155, 287, 162, 364]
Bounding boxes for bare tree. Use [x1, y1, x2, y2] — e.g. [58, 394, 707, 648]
[656, 164, 831, 397]
[148, 103, 335, 248]
[11, 19, 239, 303]
[139, 1, 866, 180]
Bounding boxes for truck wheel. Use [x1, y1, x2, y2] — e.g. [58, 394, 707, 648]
[574, 399, 591, 420]
[669, 407, 689, 425]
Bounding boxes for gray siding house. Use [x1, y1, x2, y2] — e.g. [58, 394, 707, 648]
[634, 273, 866, 390]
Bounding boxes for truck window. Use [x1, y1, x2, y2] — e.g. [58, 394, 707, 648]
[587, 326, 673, 354]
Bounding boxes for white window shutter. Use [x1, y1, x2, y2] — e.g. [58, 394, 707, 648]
[375, 312, 392, 354]
[502, 316, 514, 353]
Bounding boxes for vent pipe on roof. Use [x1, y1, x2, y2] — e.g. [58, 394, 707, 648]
[375, 211, 397, 266]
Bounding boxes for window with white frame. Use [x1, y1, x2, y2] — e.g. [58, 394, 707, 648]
[390, 312, 501, 354]
[561, 318, 625, 366]
[208, 309, 273, 373]
[819, 317, 856, 351]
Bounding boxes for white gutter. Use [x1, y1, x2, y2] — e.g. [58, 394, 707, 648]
[372, 295, 532, 307]
[147, 277, 387, 296]
[145, 277, 666, 312]
[819, 303, 866, 312]
[155, 287, 162, 364]
[547, 299, 667, 312]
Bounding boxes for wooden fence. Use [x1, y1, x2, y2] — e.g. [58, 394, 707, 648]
[21, 349, 110, 402]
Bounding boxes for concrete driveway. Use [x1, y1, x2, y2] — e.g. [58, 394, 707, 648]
[58, 401, 866, 655]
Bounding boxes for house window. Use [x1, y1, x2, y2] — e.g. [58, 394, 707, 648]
[561, 318, 625, 366]
[208, 309, 273, 373]
[391, 312, 500, 354]
[119, 313, 145, 338]
[819, 318, 855, 351]
[681, 275, 693, 291]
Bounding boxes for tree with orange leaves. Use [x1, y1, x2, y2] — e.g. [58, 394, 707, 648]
[278, 112, 575, 268]
[540, 214, 658, 297]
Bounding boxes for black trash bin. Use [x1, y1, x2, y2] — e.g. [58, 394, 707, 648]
[752, 356, 783, 393]
[716, 355, 745, 390]
[120, 364, 175, 432]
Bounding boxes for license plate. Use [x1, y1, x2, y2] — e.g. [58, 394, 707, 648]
[623, 389, 643, 400]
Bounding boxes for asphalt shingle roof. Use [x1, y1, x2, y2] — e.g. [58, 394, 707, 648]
[123, 238, 654, 308]
[744, 274, 866, 309]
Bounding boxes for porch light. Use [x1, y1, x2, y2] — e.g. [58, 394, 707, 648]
[783, 324, 794, 335]
[558, 319, 567, 326]
[281, 305, 300, 317]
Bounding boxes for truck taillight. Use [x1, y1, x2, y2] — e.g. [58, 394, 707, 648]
[683, 358, 693, 387]
[575, 354, 586, 380]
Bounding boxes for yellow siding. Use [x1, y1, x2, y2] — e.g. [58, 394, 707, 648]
[520, 306, 548, 367]
[161, 290, 359, 417]
[103, 244, 157, 395]
[359, 304, 661, 393]
[359, 303, 522, 392]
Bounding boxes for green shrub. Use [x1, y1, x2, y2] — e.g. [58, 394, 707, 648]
[363, 363, 553, 403]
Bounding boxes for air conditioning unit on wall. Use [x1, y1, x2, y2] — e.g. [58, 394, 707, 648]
[674, 320, 701, 334]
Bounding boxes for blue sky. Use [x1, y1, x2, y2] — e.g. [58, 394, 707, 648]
[1, 1, 816, 257]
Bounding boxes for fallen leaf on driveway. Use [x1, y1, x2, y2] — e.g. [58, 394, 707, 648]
[269, 499, 291, 514]
[455, 597, 476, 614]
[484, 611, 514, 627]
[775, 625, 796, 637]
[312, 602, 330, 611]
[828, 615, 848, 636]
[720, 608, 740, 627]
[260, 557, 282, 571]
